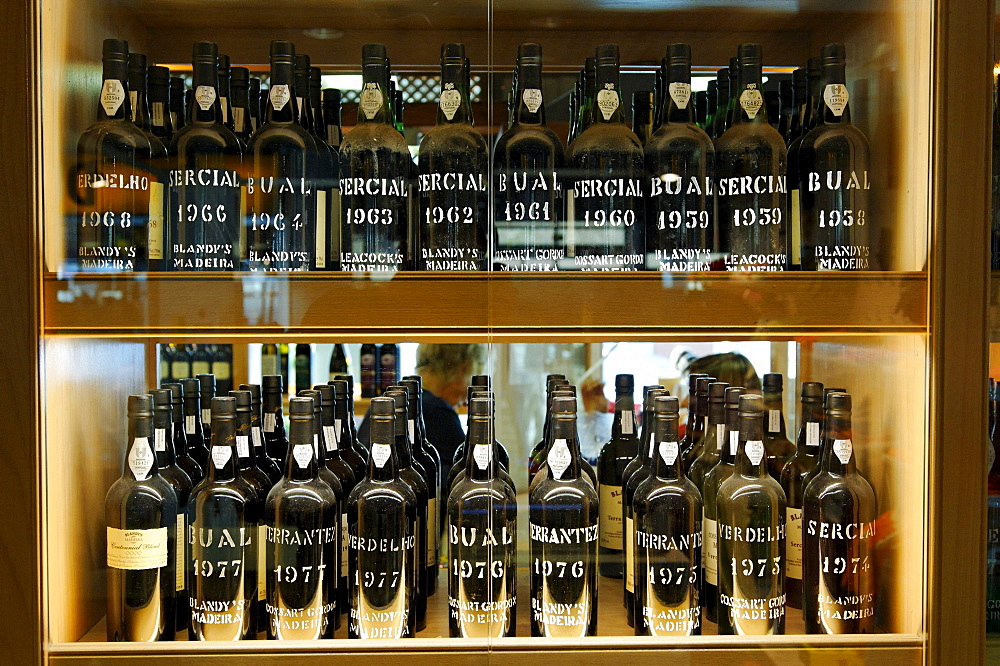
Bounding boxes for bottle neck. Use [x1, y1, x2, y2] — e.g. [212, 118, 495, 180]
[465, 414, 497, 481]
[183, 396, 202, 432]
[685, 391, 700, 435]
[732, 59, 768, 125]
[266, 60, 299, 125]
[640, 398, 657, 464]
[513, 62, 546, 126]
[736, 413, 768, 477]
[661, 61, 695, 125]
[593, 61, 624, 124]
[335, 397, 353, 454]
[548, 415, 582, 480]
[285, 416, 319, 481]
[722, 407, 740, 464]
[822, 414, 856, 475]
[125, 412, 158, 477]
[708, 398, 726, 426]
[437, 61, 473, 125]
[819, 62, 851, 124]
[651, 414, 682, 480]
[295, 71, 313, 130]
[207, 418, 238, 482]
[231, 84, 251, 136]
[189, 60, 222, 125]
[153, 408, 177, 465]
[394, 410, 413, 466]
[804, 72, 821, 131]
[692, 394, 708, 436]
[763, 389, 786, 437]
[311, 409, 327, 463]
[367, 417, 399, 482]
[323, 104, 343, 146]
[611, 390, 637, 440]
[235, 413, 255, 468]
[127, 71, 150, 129]
[797, 397, 823, 452]
[99, 57, 130, 121]
[579, 72, 596, 133]
[357, 61, 392, 125]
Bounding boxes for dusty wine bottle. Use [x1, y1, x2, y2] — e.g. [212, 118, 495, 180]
[715, 44, 788, 271]
[188, 396, 260, 640]
[106, 394, 179, 641]
[801, 392, 876, 633]
[264, 396, 340, 639]
[528, 396, 599, 637]
[633, 395, 702, 636]
[644, 44, 715, 271]
[347, 397, 417, 638]
[596, 374, 638, 579]
[447, 396, 517, 637]
[762, 373, 795, 479]
[717, 394, 786, 635]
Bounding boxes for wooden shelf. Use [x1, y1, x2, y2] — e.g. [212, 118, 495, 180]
[43, 272, 928, 342]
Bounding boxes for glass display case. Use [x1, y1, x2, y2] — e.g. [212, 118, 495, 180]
[0, 0, 991, 662]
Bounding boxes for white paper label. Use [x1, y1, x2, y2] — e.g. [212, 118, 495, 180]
[768, 409, 780, 433]
[439, 84, 462, 120]
[185, 415, 196, 435]
[269, 84, 290, 111]
[823, 83, 849, 117]
[786, 507, 803, 579]
[621, 409, 634, 435]
[716, 427, 725, 452]
[625, 515, 635, 592]
[128, 437, 154, 480]
[194, 85, 217, 111]
[833, 439, 853, 464]
[147, 182, 164, 260]
[128, 90, 138, 121]
[233, 106, 245, 133]
[293, 443, 313, 469]
[360, 84, 383, 120]
[547, 439, 572, 480]
[252, 427, 264, 450]
[264, 412, 277, 433]
[596, 85, 620, 120]
[704, 518, 718, 585]
[315, 189, 327, 268]
[729, 430, 739, 456]
[473, 443, 492, 470]
[340, 512, 348, 577]
[202, 408, 212, 426]
[739, 87, 764, 119]
[522, 88, 543, 113]
[220, 97, 229, 123]
[154, 429, 167, 452]
[372, 443, 392, 468]
[408, 420, 416, 444]
[175, 514, 185, 590]
[668, 82, 691, 110]
[659, 440, 679, 466]
[324, 425, 338, 451]
[806, 422, 820, 447]
[236, 435, 250, 459]
[152, 101, 165, 127]
[100, 79, 125, 116]
[745, 440, 765, 466]
[334, 420, 343, 445]
[211, 445, 232, 469]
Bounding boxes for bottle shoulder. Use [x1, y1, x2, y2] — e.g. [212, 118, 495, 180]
[493, 125, 566, 160]
[247, 122, 318, 151]
[799, 123, 872, 161]
[530, 476, 600, 504]
[170, 122, 243, 155]
[340, 124, 412, 157]
[190, 476, 259, 506]
[421, 122, 489, 150]
[802, 469, 876, 505]
[715, 122, 788, 154]
[265, 479, 338, 510]
[718, 471, 786, 504]
[646, 122, 715, 155]
[106, 475, 178, 509]
[569, 123, 644, 160]
[348, 477, 417, 507]
[78, 120, 151, 154]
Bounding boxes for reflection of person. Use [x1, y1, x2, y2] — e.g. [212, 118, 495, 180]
[679, 352, 761, 439]
[358, 343, 484, 499]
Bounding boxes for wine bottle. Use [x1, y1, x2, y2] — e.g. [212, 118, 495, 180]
[360, 343, 379, 398]
[230, 67, 254, 145]
[239, 383, 283, 486]
[788, 68, 808, 146]
[262, 374, 289, 464]
[716, 44, 788, 272]
[717, 394, 786, 635]
[798, 44, 874, 271]
[622, 386, 668, 627]
[314, 383, 358, 618]
[711, 67, 729, 140]
[802, 392, 876, 633]
[681, 373, 707, 459]
[700, 386, 744, 623]
[802, 387, 848, 492]
[695, 90, 708, 131]
[169, 76, 186, 133]
[633, 395, 702, 636]
[322, 89, 343, 149]
[762, 373, 795, 479]
[383, 389, 430, 630]
[76, 39, 154, 272]
[339, 44, 410, 272]
[529, 388, 598, 491]
[447, 388, 518, 512]
[167, 41, 242, 272]
[416, 43, 489, 271]
[596, 374, 638, 579]
[127, 54, 169, 271]
[529, 396, 599, 636]
[644, 44, 715, 272]
[216, 54, 233, 131]
[150, 388, 193, 633]
[247, 40, 320, 271]
[263, 396, 340, 639]
[447, 396, 518, 637]
[295, 343, 312, 394]
[705, 81, 718, 138]
[567, 74, 581, 145]
[492, 43, 566, 272]
[682, 376, 714, 472]
[779, 380, 824, 610]
[631, 91, 653, 146]
[331, 378, 367, 479]
[450, 376, 511, 474]
[213, 344, 233, 395]
[689, 381, 729, 494]
[297, 390, 346, 502]
[347, 397, 417, 638]
[400, 378, 443, 596]
[188, 396, 260, 640]
[724, 57, 739, 130]
[329, 344, 349, 380]
[106, 394, 179, 641]
[195, 372, 215, 450]
[527, 375, 568, 479]
[378, 343, 399, 395]
[335, 373, 368, 456]
[565, 44, 644, 271]
[181, 377, 210, 473]
[786, 56, 822, 270]
[163, 381, 203, 483]
[576, 58, 596, 138]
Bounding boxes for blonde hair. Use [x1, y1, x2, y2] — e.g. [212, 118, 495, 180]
[415, 344, 485, 384]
